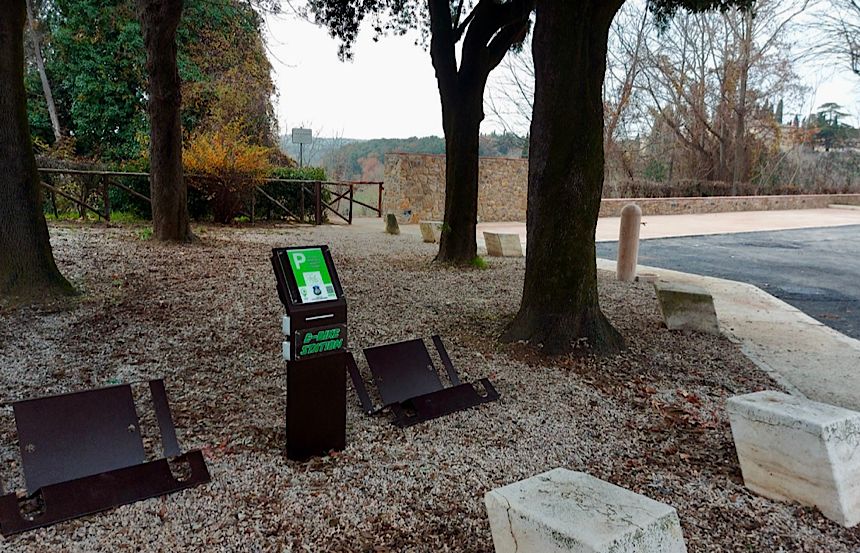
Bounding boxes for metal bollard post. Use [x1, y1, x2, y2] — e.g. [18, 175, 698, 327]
[616, 203, 642, 282]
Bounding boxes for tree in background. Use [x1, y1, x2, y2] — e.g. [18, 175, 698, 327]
[640, 0, 808, 189]
[486, 0, 807, 192]
[816, 0, 860, 77]
[501, 0, 753, 355]
[811, 103, 857, 151]
[138, 0, 193, 241]
[310, 0, 534, 264]
[1, 0, 74, 301]
[26, 0, 276, 161]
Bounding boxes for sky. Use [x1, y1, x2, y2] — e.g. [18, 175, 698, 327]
[263, 9, 860, 141]
[263, 13, 444, 140]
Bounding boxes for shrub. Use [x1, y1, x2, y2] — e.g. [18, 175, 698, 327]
[183, 123, 271, 223]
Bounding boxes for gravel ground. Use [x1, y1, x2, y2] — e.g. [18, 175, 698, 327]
[0, 222, 858, 552]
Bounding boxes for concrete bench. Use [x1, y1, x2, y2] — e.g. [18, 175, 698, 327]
[485, 468, 687, 553]
[728, 391, 860, 527]
[653, 280, 720, 335]
[419, 220, 443, 243]
[483, 232, 523, 257]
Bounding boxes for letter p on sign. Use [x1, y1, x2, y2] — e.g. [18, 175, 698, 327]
[291, 252, 306, 269]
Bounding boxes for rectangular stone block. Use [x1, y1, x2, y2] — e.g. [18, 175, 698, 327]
[419, 220, 443, 243]
[483, 232, 523, 257]
[653, 281, 720, 334]
[485, 468, 688, 553]
[728, 391, 860, 527]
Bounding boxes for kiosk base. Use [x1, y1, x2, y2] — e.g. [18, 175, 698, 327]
[286, 353, 347, 460]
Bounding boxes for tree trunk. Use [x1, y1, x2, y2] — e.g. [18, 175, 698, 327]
[0, 0, 74, 301]
[139, 0, 193, 242]
[731, 10, 753, 191]
[502, 0, 624, 355]
[427, 0, 532, 265]
[436, 85, 484, 264]
[24, 0, 61, 143]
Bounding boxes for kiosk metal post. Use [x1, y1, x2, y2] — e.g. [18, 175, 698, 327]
[271, 246, 348, 460]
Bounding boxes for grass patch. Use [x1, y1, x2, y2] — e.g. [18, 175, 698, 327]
[470, 256, 488, 270]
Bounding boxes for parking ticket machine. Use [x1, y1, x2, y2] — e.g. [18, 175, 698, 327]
[271, 246, 347, 460]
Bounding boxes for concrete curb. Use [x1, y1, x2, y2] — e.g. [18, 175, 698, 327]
[597, 258, 860, 411]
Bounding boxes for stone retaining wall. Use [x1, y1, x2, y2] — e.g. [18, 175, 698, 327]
[383, 152, 527, 222]
[599, 194, 860, 217]
[383, 152, 860, 222]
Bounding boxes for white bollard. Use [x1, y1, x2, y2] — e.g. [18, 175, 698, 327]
[616, 203, 642, 282]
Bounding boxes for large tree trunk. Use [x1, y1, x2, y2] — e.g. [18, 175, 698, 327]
[0, 1, 74, 302]
[436, 85, 484, 264]
[502, 0, 624, 355]
[139, 0, 192, 242]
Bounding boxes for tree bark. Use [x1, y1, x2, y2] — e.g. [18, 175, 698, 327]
[502, 0, 624, 355]
[139, 0, 193, 242]
[0, 0, 74, 301]
[436, 79, 485, 263]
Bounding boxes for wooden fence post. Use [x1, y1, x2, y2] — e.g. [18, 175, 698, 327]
[348, 184, 354, 224]
[314, 181, 322, 225]
[102, 176, 111, 222]
[300, 184, 305, 223]
[378, 183, 383, 217]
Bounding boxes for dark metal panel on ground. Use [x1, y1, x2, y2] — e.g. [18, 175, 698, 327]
[363, 338, 444, 406]
[13, 385, 146, 493]
[0, 380, 210, 536]
[348, 335, 500, 428]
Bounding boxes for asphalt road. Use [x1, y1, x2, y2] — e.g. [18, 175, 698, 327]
[596, 225, 860, 340]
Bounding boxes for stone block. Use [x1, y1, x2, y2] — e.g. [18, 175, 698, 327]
[484, 468, 688, 553]
[727, 391, 860, 527]
[385, 213, 400, 235]
[483, 232, 523, 257]
[653, 281, 720, 334]
[420, 220, 443, 243]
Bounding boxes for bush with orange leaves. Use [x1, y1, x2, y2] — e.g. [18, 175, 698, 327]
[183, 123, 271, 223]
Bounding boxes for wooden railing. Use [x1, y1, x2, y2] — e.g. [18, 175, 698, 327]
[36, 167, 383, 225]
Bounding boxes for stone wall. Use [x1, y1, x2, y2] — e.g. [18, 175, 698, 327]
[383, 152, 527, 222]
[598, 194, 860, 217]
[383, 152, 860, 222]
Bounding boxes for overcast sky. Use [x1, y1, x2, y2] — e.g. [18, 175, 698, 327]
[263, 10, 860, 140]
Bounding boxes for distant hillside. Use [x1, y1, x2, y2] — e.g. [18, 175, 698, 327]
[299, 133, 526, 182]
[279, 136, 362, 167]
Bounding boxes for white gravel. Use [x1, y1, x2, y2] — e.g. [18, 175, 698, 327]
[0, 221, 856, 552]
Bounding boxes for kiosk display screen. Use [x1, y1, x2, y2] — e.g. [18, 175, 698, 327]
[285, 247, 337, 303]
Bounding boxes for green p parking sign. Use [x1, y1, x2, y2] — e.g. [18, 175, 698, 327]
[287, 248, 337, 303]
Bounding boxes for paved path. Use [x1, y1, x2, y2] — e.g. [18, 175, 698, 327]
[476, 207, 860, 244]
[352, 207, 860, 245]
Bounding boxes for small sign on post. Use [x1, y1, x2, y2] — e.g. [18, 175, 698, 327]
[291, 128, 312, 168]
[291, 128, 312, 144]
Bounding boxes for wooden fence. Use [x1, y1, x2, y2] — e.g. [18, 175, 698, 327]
[36, 167, 383, 225]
